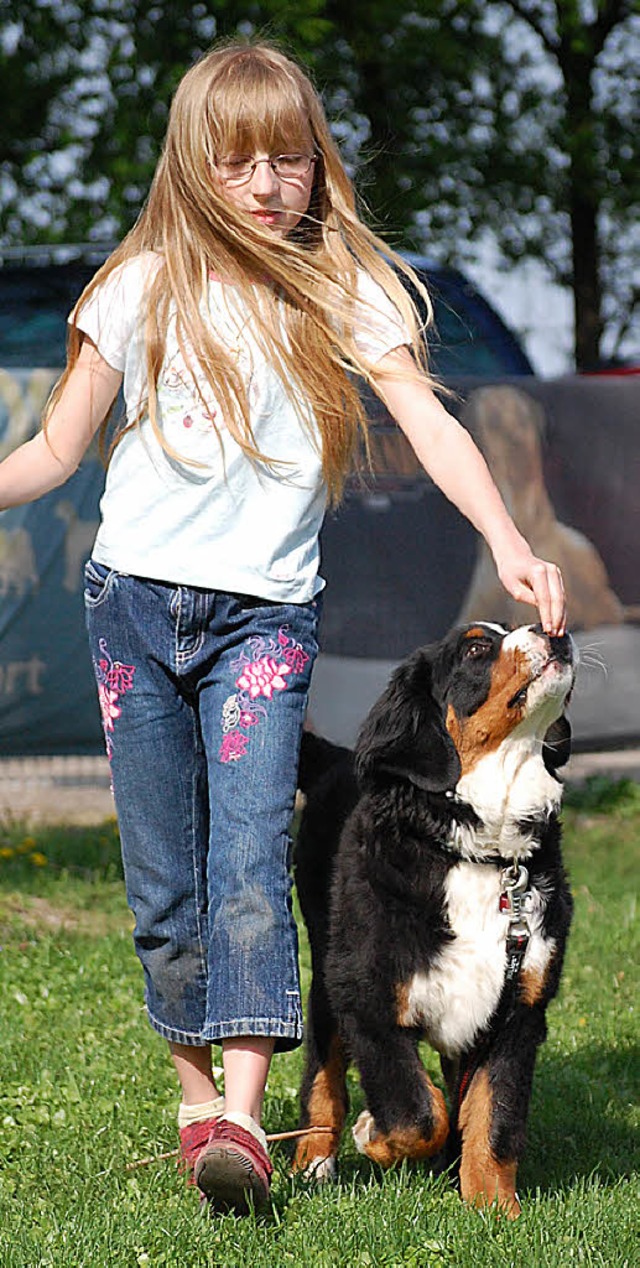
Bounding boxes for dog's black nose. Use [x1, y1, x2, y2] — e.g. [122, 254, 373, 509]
[531, 624, 572, 662]
[549, 632, 572, 662]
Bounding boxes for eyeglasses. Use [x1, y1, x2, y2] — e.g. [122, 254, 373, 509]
[215, 154, 317, 185]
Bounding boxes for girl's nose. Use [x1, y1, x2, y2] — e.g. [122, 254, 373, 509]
[249, 159, 280, 195]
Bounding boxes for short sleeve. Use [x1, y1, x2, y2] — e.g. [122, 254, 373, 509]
[352, 269, 410, 364]
[71, 253, 158, 373]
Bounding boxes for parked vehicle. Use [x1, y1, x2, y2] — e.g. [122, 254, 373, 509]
[581, 358, 640, 377]
[397, 251, 534, 378]
[0, 243, 534, 377]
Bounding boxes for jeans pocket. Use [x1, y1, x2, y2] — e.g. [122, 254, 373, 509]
[84, 558, 117, 607]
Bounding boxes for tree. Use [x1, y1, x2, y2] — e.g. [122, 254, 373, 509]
[310, 1, 640, 370]
[502, 0, 639, 368]
[1, 1, 638, 368]
[0, 1, 331, 241]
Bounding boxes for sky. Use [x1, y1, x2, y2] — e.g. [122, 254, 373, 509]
[466, 243, 575, 377]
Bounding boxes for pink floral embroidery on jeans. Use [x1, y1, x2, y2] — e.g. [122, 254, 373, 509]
[278, 628, 310, 674]
[219, 731, 250, 763]
[98, 684, 121, 734]
[239, 709, 260, 727]
[236, 656, 292, 700]
[217, 625, 310, 763]
[94, 639, 135, 759]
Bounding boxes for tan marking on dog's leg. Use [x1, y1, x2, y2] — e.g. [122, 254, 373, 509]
[362, 1080, 449, 1168]
[458, 1068, 521, 1218]
[293, 1036, 347, 1173]
[519, 963, 550, 1007]
[395, 981, 414, 1027]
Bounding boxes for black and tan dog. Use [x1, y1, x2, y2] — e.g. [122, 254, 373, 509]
[294, 623, 576, 1216]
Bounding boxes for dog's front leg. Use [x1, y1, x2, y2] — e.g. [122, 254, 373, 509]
[457, 1004, 547, 1218]
[457, 1065, 521, 1217]
[350, 1026, 449, 1167]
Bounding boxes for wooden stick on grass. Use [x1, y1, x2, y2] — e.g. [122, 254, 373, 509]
[125, 1126, 334, 1171]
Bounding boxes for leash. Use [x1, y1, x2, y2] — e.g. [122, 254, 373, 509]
[125, 1125, 334, 1171]
[457, 862, 531, 1108]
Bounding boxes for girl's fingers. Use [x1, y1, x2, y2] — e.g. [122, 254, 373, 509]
[501, 557, 566, 636]
[527, 559, 566, 635]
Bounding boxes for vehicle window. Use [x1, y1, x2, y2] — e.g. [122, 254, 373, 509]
[0, 266, 93, 368]
[429, 292, 509, 376]
[420, 271, 530, 377]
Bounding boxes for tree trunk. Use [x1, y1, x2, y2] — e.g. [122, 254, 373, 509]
[558, 23, 604, 369]
[569, 186, 604, 371]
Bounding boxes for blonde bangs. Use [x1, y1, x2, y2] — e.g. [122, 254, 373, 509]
[207, 54, 315, 159]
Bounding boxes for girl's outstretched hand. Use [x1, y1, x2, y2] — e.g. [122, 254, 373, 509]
[371, 347, 567, 637]
[494, 543, 566, 636]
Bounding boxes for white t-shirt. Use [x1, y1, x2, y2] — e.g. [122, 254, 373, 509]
[75, 252, 408, 602]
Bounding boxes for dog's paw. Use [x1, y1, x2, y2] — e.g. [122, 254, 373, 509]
[302, 1155, 338, 1183]
[352, 1109, 377, 1154]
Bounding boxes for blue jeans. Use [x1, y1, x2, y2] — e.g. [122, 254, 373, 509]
[84, 562, 321, 1051]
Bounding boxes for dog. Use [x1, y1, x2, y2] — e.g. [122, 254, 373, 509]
[293, 622, 576, 1217]
[455, 387, 624, 629]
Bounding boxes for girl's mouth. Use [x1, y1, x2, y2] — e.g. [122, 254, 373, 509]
[250, 210, 282, 225]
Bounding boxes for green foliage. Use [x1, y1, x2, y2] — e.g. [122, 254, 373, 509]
[564, 775, 640, 814]
[1, 1, 638, 365]
[0, 788, 638, 1265]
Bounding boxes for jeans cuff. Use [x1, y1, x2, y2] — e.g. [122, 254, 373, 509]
[146, 1010, 211, 1047]
[201, 1017, 303, 1045]
[145, 1010, 304, 1051]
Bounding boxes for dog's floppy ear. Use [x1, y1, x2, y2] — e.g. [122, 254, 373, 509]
[355, 650, 460, 793]
[543, 713, 572, 776]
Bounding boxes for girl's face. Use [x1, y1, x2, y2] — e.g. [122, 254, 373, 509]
[213, 146, 316, 238]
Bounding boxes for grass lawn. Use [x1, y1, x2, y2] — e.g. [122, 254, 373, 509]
[0, 778, 637, 1267]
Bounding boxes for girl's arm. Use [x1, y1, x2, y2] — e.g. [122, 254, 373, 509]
[371, 346, 566, 636]
[0, 340, 122, 510]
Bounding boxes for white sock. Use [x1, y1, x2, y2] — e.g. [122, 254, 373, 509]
[222, 1110, 268, 1154]
[178, 1095, 225, 1129]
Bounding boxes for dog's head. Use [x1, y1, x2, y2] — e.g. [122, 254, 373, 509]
[355, 623, 576, 796]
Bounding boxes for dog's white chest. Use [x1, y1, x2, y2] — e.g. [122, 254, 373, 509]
[401, 862, 553, 1057]
[452, 745, 562, 861]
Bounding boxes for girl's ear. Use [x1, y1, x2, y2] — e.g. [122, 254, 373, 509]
[355, 650, 461, 794]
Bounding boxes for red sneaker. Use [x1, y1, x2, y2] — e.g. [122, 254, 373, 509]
[179, 1118, 222, 1183]
[194, 1119, 273, 1214]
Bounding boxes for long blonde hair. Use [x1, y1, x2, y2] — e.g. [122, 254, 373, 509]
[53, 40, 433, 504]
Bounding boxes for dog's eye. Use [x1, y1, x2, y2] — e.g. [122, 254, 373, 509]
[464, 640, 491, 659]
[508, 684, 529, 709]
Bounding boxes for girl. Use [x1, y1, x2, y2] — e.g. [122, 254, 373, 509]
[0, 42, 565, 1214]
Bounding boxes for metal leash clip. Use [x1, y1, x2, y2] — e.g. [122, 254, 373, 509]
[500, 863, 531, 982]
[499, 862, 529, 918]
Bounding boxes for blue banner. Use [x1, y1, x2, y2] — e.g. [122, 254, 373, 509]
[0, 369, 638, 754]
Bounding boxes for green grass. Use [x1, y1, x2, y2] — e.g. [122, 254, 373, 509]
[0, 780, 638, 1267]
